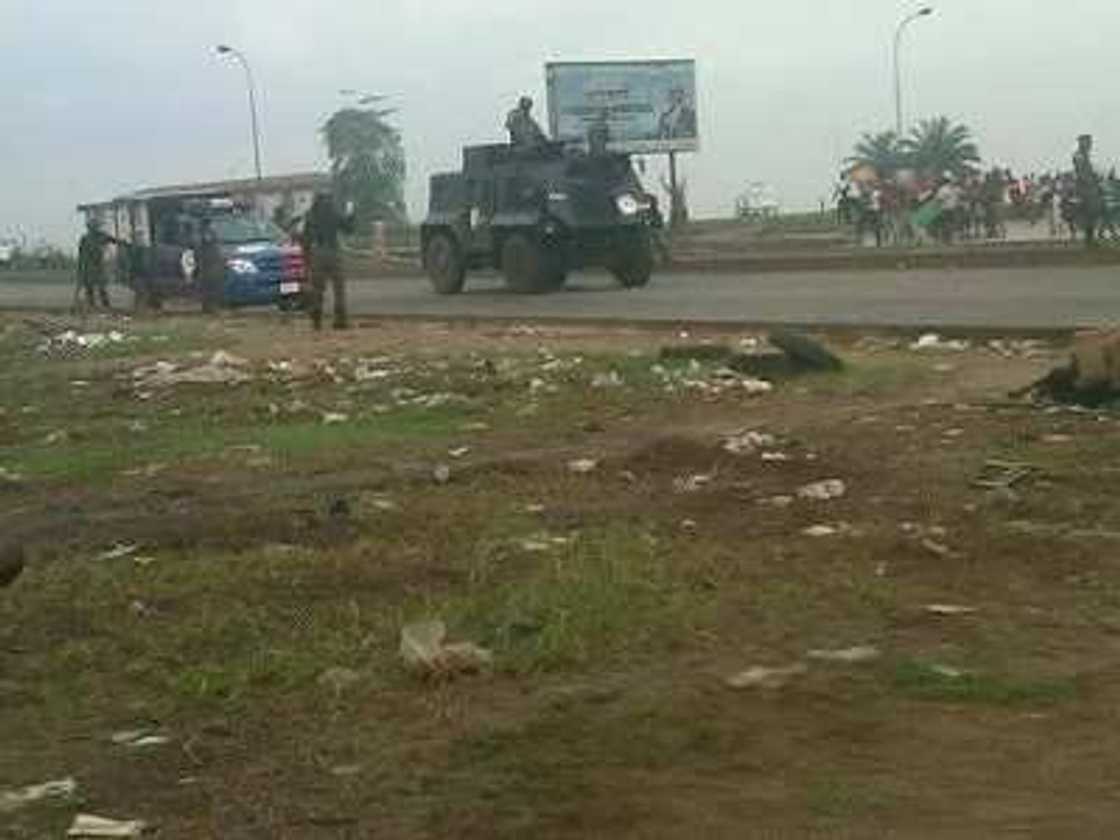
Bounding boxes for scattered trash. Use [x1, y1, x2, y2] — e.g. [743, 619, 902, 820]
[910, 333, 970, 352]
[400, 619, 493, 677]
[1042, 433, 1073, 444]
[673, 473, 714, 494]
[111, 729, 170, 749]
[433, 464, 452, 484]
[761, 451, 790, 462]
[973, 460, 1038, 491]
[757, 495, 795, 508]
[567, 458, 599, 474]
[725, 663, 807, 690]
[96, 543, 140, 562]
[39, 330, 128, 355]
[448, 446, 471, 459]
[929, 664, 965, 679]
[925, 604, 979, 616]
[358, 493, 399, 514]
[208, 350, 249, 368]
[921, 539, 964, 560]
[0, 777, 77, 813]
[797, 479, 847, 501]
[0, 466, 25, 484]
[591, 371, 624, 389]
[67, 813, 148, 838]
[523, 503, 546, 514]
[321, 412, 349, 425]
[802, 524, 842, 538]
[722, 430, 775, 455]
[807, 646, 881, 663]
[317, 667, 363, 696]
[680, 518, 698, 533]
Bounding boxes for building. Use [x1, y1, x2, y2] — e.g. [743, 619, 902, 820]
[78, 172, 330, 245]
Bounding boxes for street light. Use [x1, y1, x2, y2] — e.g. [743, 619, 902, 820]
[893, 6, 933, 136]
[216, 44, 263, 181]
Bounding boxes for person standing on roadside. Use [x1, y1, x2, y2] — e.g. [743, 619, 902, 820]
[76, 219, 120, 310]
[198, 218, 225, 314]
[303, 189, 356, 331]
[1074, 134, 1104, 247]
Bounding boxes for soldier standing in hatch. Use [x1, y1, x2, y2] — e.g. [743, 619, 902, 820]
[1074, 134, 1104, 247]
[303, 189, 356, 331]
[76, 219, 120, 310]
[505, 96, 548, 149]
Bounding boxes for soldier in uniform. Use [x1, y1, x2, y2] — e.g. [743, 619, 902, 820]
[505, 96, 548, 149]
[303, 190, 356, 331]
[76, 219, 120, 310]
[198, 218, 225, 314]
[1074, 134, 1104, 247]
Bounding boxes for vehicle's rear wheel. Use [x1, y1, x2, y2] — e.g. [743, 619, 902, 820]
[610, 230, 654, 289]
[425, 232, 466, 295]
[501, 233, 551, 294]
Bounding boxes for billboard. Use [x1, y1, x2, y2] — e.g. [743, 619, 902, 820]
[545, 60, 698, 154]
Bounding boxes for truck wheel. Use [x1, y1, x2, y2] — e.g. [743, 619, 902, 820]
[610, 232, 654, 289]
[542, 244, 568, 290]
[501, 233, 550, 294]
[425, 233, 466, 295]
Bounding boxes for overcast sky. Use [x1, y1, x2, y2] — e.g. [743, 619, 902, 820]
[4, 0, 1119, 246]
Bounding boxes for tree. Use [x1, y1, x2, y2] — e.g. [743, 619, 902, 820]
[847, 130, 904, 178]
[321, 106, 407, 224]
[901, 117, 980, 178]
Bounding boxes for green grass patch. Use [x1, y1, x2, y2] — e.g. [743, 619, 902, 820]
[890, 660, 1078, 706]
[420, 524, 713, 674]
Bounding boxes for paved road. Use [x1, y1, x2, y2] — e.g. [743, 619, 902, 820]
[4, 266, 1120, 329]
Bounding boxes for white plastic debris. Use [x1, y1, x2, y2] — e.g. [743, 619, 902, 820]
[673, 473, 713, 494]
[567, 458, 599, 474]
[0, 466, 25, 483]
[803, 524, 841, 538]
[111, 729, 170, 748]
[723, 431, 775, 455]
[321, 412, 350, 425]
[448, 446, 471, 459]
[67, 814, 148, 837]
[317, 667, 362, 695]
[798, 479, 847, 501]
[209, 350, 249, 368]
[807, 646, 881, 663]
[96, 543, 140, 562]
[761, 452, 790, 462]
[758, 495, 795, 508]
[725, 664, 807, 690]
[433, 464, 452, 484]
[0, 777, 77, 813]
[910, 333, 970, 352]
[925, 604, 979, 616]
[400, 620, 493, 677]
[740, 377, 774, 395]
[591, 371, 624, 388]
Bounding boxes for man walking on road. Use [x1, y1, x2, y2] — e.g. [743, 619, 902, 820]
[1074, 134, 1103, 247]
[76, 219, 119, 310]
[303, 189, 356, 331]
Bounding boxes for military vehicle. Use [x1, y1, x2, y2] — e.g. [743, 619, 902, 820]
[421, 142, 661, 294]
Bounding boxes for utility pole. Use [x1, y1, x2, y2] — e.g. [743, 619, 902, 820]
[216, 45, 264, 181]
[893, 7, 933, 136]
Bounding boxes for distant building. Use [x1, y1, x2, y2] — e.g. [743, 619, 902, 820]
[78, 172, 330, 244]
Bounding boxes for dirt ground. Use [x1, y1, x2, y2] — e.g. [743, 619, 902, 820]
[2, 311, 1119, 838]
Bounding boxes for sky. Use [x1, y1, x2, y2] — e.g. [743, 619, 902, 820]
[4, 0, 1120, 247]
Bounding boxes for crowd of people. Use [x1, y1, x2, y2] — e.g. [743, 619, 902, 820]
[835, 135, 1120, 248]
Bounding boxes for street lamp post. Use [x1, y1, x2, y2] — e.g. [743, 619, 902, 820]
[216, 45, 263, 181]
[893, 6, 933, 136]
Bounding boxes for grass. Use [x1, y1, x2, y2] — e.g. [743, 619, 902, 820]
[890, 660, 1079, 706]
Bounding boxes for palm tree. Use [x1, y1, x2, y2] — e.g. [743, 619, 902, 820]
[847, 130, 904, 178]
[901, 117, 980, 178]
[321, 107, 407, 224]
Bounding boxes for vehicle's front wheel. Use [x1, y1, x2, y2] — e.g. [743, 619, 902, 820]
[501, 233, 551, 294]
[610, 230, 654, 289]
[425, 232, 466, 295]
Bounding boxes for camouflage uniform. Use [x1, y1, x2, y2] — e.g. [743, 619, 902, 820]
[77, 226, 117, 309]
[198, 221, 225, 314]
[1074, 138, 1103, 247]
[304, 194, 355, 330]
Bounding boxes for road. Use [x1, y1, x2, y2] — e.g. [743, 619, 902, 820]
[4, 265, 1120, 329]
